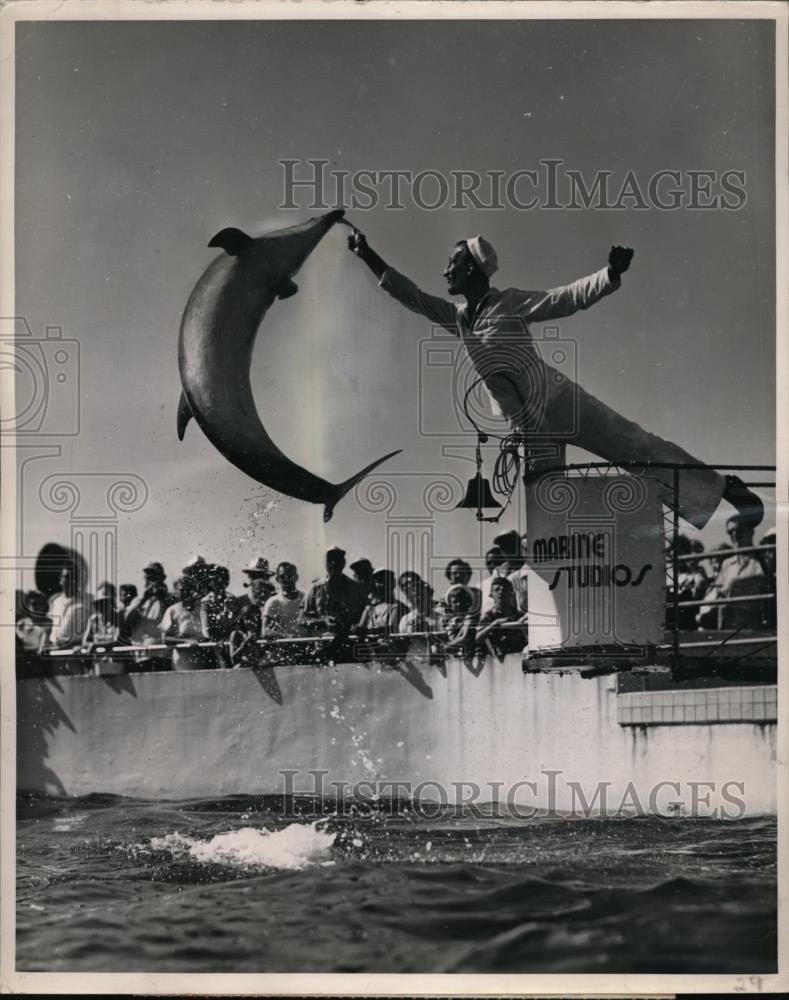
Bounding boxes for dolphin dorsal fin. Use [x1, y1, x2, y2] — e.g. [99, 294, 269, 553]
[208, 227, 254, 256]
[277, 278, 299, 300]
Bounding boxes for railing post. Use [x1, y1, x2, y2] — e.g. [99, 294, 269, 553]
[672, 464, 680, 668]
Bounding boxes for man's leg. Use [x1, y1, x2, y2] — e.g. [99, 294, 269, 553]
[536, 369, 729, 530]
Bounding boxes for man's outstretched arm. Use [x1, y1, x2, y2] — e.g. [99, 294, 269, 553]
[348, 229, 458, 333]
[347, 229, 388, 280]
[525, 245, 634, 324]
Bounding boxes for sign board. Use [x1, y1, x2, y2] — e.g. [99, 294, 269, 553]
[525, 474, 666, 649]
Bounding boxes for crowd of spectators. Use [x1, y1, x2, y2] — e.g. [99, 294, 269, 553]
[14, 519, 776, 675]
[673, 514, 776, 632]
[15, 533, 530, 675]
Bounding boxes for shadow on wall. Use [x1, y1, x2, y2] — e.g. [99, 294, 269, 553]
[17, 676, 74, 796]
[252, 664, 283, 704]
[393, 659, 434, 699]
[16, 649, 507, 796]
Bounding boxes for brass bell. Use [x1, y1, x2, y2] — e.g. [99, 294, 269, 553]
[456, 472, 501, 513]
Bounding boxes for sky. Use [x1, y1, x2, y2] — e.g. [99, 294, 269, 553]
[13, 16, 777, 595]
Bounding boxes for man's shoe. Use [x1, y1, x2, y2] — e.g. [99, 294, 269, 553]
[723, 474, 764, 527]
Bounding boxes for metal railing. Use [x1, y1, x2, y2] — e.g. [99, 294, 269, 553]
[31, 627, 528, 674]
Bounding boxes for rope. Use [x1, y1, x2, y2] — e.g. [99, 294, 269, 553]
[491, 433, 522, 496]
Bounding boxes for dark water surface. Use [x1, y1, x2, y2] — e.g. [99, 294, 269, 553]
[16, 795, 777, 973]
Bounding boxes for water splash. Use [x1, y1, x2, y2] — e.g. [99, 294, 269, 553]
[150, 821, 335, 871]
[321, 698, 380, 779]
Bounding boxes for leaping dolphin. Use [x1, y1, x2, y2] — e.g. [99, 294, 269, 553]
[177, 208, 400, 521]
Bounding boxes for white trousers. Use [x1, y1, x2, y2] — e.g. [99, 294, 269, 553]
[511, 365, 725, 530]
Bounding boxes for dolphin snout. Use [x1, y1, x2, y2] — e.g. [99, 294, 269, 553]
[274, 208, 347, 278]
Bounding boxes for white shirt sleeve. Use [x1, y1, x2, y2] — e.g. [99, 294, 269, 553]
[518, 267, 620, 324]
[380, 267, 459, 333]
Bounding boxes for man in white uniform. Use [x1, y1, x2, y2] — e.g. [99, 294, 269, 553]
[347, 231, 762, 531]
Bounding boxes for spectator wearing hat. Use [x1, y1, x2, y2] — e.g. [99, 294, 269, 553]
[301, 546, 367, 634]
[260, 562, 305, 639]
[357, 569, 409, 636]
[228, 561, 278, 666]
[236, 557, 277, 632]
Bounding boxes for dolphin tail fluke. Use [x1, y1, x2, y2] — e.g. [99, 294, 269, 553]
[323, 449, 402, 523]
[177, 390, 193, 441]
